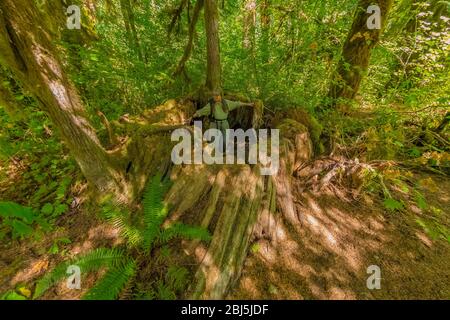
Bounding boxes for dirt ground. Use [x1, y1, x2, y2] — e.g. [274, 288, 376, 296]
[1, 168, 449, 300]
[0, 195, 124, 299]
[228, 173, 450, 300]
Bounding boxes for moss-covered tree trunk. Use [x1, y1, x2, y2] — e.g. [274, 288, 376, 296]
[204, 0, 222, 93]
[174, 0, 205, 77]
[259, 0, 271, 96]
[0, 0, 125, 194]
[329, 0, 393, 105]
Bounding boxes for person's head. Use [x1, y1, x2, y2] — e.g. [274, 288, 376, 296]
[208, 93, 228, 113]
[212, 94, 222, 103]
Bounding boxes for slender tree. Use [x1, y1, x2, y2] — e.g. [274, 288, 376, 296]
[204, 0, 222, 93]
[243, 0, 256, 49]
[173, 0, 205, 77]
[259, 0, 271, 95]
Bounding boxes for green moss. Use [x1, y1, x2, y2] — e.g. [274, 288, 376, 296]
[276, 109, 324, 155]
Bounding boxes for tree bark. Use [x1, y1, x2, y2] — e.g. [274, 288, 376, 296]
[0, 0, 124, 193]
[329, 0, 393, 105]
[173, 0, 204, 77]
[260, 0, 271, 59]
[243, 0, 256, 49]
[259, 0, 271, 94]
[204, 0, 222, 93]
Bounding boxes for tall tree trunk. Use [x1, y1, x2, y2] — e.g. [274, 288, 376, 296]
[243, 0, 256, 49]
[259, 0, 271, 95]
[0, 0, 124, 193]
[120, 0, 145, 62]
[260, 0, 271, 61]
[204, 0, 222, 93]
[329, 0, 393, 105]
[173, 0, 204, 77]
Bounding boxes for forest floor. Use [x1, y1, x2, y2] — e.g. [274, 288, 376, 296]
[1, 166, 448, 299]
[230, 171, 450, 300]
[0, 103, 449, 300]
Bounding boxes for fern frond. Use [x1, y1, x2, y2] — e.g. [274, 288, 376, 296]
[33, 261, 70, 299]
[75, 248, 126, 271]
[33, 248, 126, 299]
[0, 201, 35, 223]
[156, 280, 176, 300]
[142, 174, 171, 250]
[83, 259, 136, 300]
[102, 204, 143, 247]
[166, 266, 189, 292]
[159, 223, 211, 243]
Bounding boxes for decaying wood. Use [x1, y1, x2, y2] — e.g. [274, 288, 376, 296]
[108, 93, 315, 299]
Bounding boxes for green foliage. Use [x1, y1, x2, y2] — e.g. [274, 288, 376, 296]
[383, 198, 404, 211]
[141, 174, 211, 250]
[0, 291, 27, 300]
[250, 242, 261, 254]
[165, 266, 189, 292]
[155, 280, 177, 300]
[142, 174, 172, 250]
[0, 91, 76, 229]
[33, 248, 127, 299]
[159, 223, 212, 243]
[48, 237, 72, 255]
[59, 0, 361, 116]
[102, 200, 144, 247]
[0, 201, 50, 240]
[363, 0, 450, 113]
[83, 259, 136, 300]
[416, 216, 450, 244]
[414, 191, 428, 210]
[33, 173, 210, 300]
[137, 266, 189, 300]
[102, 174, 210, 252]
[2, 0, 449, 301]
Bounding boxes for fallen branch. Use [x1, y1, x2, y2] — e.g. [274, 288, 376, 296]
[98, 111, 119, 147]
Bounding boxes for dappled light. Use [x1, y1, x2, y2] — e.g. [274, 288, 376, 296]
[0, 0, 448, 303]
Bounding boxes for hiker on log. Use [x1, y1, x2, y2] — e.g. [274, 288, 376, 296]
[193, 94, 254, 150]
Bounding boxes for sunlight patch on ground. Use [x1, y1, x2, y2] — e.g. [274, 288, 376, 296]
[11, 257, 49, 286]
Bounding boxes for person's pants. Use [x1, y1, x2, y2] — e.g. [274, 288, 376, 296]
[208, 119, 230, 153]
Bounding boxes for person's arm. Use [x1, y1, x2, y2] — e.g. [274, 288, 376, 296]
[226, 100, 254, 111]
[193, 103, 211, 118]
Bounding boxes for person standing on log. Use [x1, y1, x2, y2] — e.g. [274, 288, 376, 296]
[193, 94, 254, 151]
